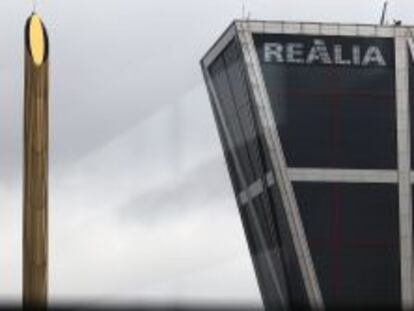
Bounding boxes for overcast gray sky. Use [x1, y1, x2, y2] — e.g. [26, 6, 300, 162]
[0, 0, 412, 305]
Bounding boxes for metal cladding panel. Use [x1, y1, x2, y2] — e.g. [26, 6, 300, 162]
[254, 33, 397, 169]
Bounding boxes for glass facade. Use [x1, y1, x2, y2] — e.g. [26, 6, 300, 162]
[410, 44, 414, 168]
[254, 34, 397, 169]
[267, 185, 309, 309]
[207, 39, 301, 309]
[293, 182, 400, 308]
[203, 26, 407, 310]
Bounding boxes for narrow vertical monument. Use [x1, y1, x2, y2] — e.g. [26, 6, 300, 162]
[23, 13, 49, 308]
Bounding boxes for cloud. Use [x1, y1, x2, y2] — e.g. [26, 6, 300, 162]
[43, 79, 260, 303]
[4, 0, 414, 305]
[49, 195, 261, 303]
[119, 155, 233, 224]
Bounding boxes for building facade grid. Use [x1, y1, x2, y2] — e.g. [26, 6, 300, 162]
[201, 20, 414, 310]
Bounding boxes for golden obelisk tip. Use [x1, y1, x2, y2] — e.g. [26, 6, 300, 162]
[28, 14, 46, 66]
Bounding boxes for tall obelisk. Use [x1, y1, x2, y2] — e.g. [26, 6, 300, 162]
[23, 13, 49, 308]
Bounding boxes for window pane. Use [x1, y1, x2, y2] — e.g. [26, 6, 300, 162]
[255, 34, 397, 169]
[293, 182, 400, 308]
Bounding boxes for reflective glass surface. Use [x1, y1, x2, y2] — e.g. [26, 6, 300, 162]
[293, 182, 400, 308]
[208, 40, 292, 309]
[410, 45, 414, 168]
[255, 34, 397, 169]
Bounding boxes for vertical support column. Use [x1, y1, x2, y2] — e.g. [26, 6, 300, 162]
[203, 71, 289, 310]
[23, 14, 49, 308]
[395, 34, 413, 309]
[236, 22, 324, 309]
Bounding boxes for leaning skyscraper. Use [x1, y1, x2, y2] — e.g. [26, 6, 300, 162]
[201, 21, 414, 309]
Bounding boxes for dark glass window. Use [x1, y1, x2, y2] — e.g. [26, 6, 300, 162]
[247, 196, 290, 308]
[293, 182, 400, 308]
[208, 39, 272, 188]
[206, 40, 297, 309]
[410, 46, 414, 168]
[255, 34, 397, 169]
[208, 54, 256, 187]
[267, 185, 310, 309]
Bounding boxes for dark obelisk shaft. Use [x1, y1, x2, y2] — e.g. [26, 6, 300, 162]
[23, 14, 49, 308]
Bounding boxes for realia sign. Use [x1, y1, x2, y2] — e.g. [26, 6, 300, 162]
[254, 34, 394, 68]
[264, 39, 386, 66]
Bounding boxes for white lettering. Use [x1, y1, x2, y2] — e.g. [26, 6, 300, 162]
[362, 46, 386, 66]
[334, 45, 351, 65]
[286, 43, 305, 64]
[264, 43, 284, 63]
[262, 40, 387, 67]
[352, 45, 361, 65]
[306, 40, 332, 65]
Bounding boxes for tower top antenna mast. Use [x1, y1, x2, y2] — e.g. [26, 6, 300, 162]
[380, 1, 389, 25]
